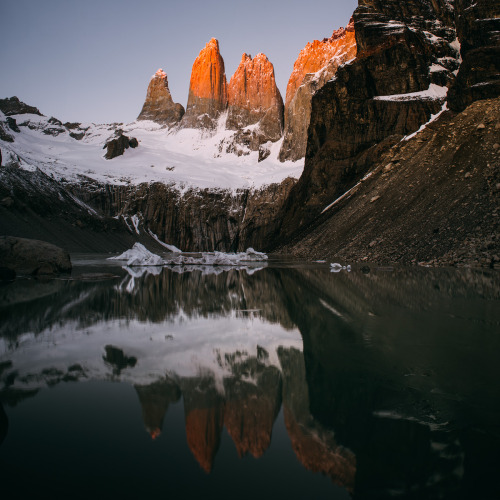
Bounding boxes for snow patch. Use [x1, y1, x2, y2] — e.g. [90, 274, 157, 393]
[373, 84, 448, 102]
[108, 243, 164, 266]
[404, 102, 448, 141]
[131, 214, 141, 235]
[1, 113, 304, 192]
[147, 230, 182, 253]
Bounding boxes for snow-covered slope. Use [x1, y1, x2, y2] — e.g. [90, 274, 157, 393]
[0, 110, 303, 192]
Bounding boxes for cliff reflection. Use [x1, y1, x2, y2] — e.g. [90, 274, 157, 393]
[130, 346, 355, 489]
[1, 264, 499, 498]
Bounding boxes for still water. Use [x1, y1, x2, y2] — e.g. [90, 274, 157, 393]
[0, 258, 499, 499]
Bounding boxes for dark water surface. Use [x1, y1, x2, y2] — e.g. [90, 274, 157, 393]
[1, 258, 499, 499]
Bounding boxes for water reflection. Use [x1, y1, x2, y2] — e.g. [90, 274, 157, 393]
[0, 264, 499, 499]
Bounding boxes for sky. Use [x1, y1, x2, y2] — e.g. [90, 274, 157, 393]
[0, 0, 358, 124]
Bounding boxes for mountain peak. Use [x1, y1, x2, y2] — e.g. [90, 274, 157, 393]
[181, 38, 228, 129]
[227, 52, 283, 143]
[137, 68, 185, 125]
[279, 20, 357, 161]
[153, 68, 167, 79]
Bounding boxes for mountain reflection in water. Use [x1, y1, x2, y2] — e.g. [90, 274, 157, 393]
[0, 263, 499, 499]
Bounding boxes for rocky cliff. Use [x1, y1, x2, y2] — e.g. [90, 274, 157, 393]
[227, 53, 284, 148]
[275, 0, 462, 245]
[280, 97, 500, 267]
[449, 0, 500, 110]
[182, 38, 228, 129]
[69, 177, 297, 252]
[0, 96, 43, 117]
[137, 68, 185, 125]
[279, 19, 357, 162]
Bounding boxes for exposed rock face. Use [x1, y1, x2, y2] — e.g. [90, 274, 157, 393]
[182, 38, 228, 129]
[135, 379, 181, 440]
[280, 98, 500, 268]
[279, 20, 357, 162]
[449, 0, 500, 110]
[137, 69, 185, 125]
[183, 380, 224, 472]
[71, 177, 297, 252]
[0, 166, 144, 253]
[275, 0, 461, 245]
[223, 364, 282, 458]
[279, 346, 357, 492]
[227, 53, 284, 147]
[0, 96, 43, 116]
[104, 130, 138, 159]
[0, 235, 71, 275]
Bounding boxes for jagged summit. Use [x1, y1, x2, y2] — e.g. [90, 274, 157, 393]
[227, 52, 284, 147]
[0, 96, 43, 117]
[285, 18, 356, 108]
[181, 38, 228, 129]
[137, 68, 185, 125]
[279, 18, 357, 162]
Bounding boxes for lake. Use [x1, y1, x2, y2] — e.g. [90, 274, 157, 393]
[1, 257, 499, 499]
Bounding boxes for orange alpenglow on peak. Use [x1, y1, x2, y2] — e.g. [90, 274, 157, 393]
[279, 18, 357, 162]
[285, 19, 356, 107]
[137, 67, 185, 126]
[185, 406, 224, 473]
[227, 52, 284, 142]
[182, 38, 228, 129]
[154, 68, 167, 79]
[228, 53, 282, 113]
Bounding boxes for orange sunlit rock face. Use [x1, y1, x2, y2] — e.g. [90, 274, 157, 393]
[182, 38, 228, 129]
[285, 20, 357, 107]
[185, 406, 224, 473]
[279, 19, 357, 161]
[223, 387, 281, 458]
[227, 53, 284, 141]
[284, 406, 357, 492]
[137, 68, 185, 125]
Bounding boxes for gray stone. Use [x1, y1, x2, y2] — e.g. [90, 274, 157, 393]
[0, 236, 72, 275]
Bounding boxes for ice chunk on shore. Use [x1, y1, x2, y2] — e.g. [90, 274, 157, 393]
[164, 248, 268, 266]
[330, 263, 352, 273]
[108, 243, 164, 266]
[109, 244, 267, 268]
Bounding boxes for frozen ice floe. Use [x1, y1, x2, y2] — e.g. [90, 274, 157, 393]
[108, 243, 268, 268]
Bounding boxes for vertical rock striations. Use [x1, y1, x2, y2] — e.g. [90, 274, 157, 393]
[275, 0, 462, 245]
[137, 69, 185, 125]
[279, 20, 357, 162]
[227, 53, 284, 147]
[182, 38, 228, 129]
[449, 0, 500, 110]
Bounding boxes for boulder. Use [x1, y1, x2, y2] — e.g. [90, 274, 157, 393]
[137, 68, 185, 125]
[227, 53, 284, 146]
[104, 130, 139, 159]
[181, 38, 228, 129]
[0, 236, 72, 275]
[6, 117, 20, 133]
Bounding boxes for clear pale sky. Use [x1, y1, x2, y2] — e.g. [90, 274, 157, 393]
[0, 0, 358, 124]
